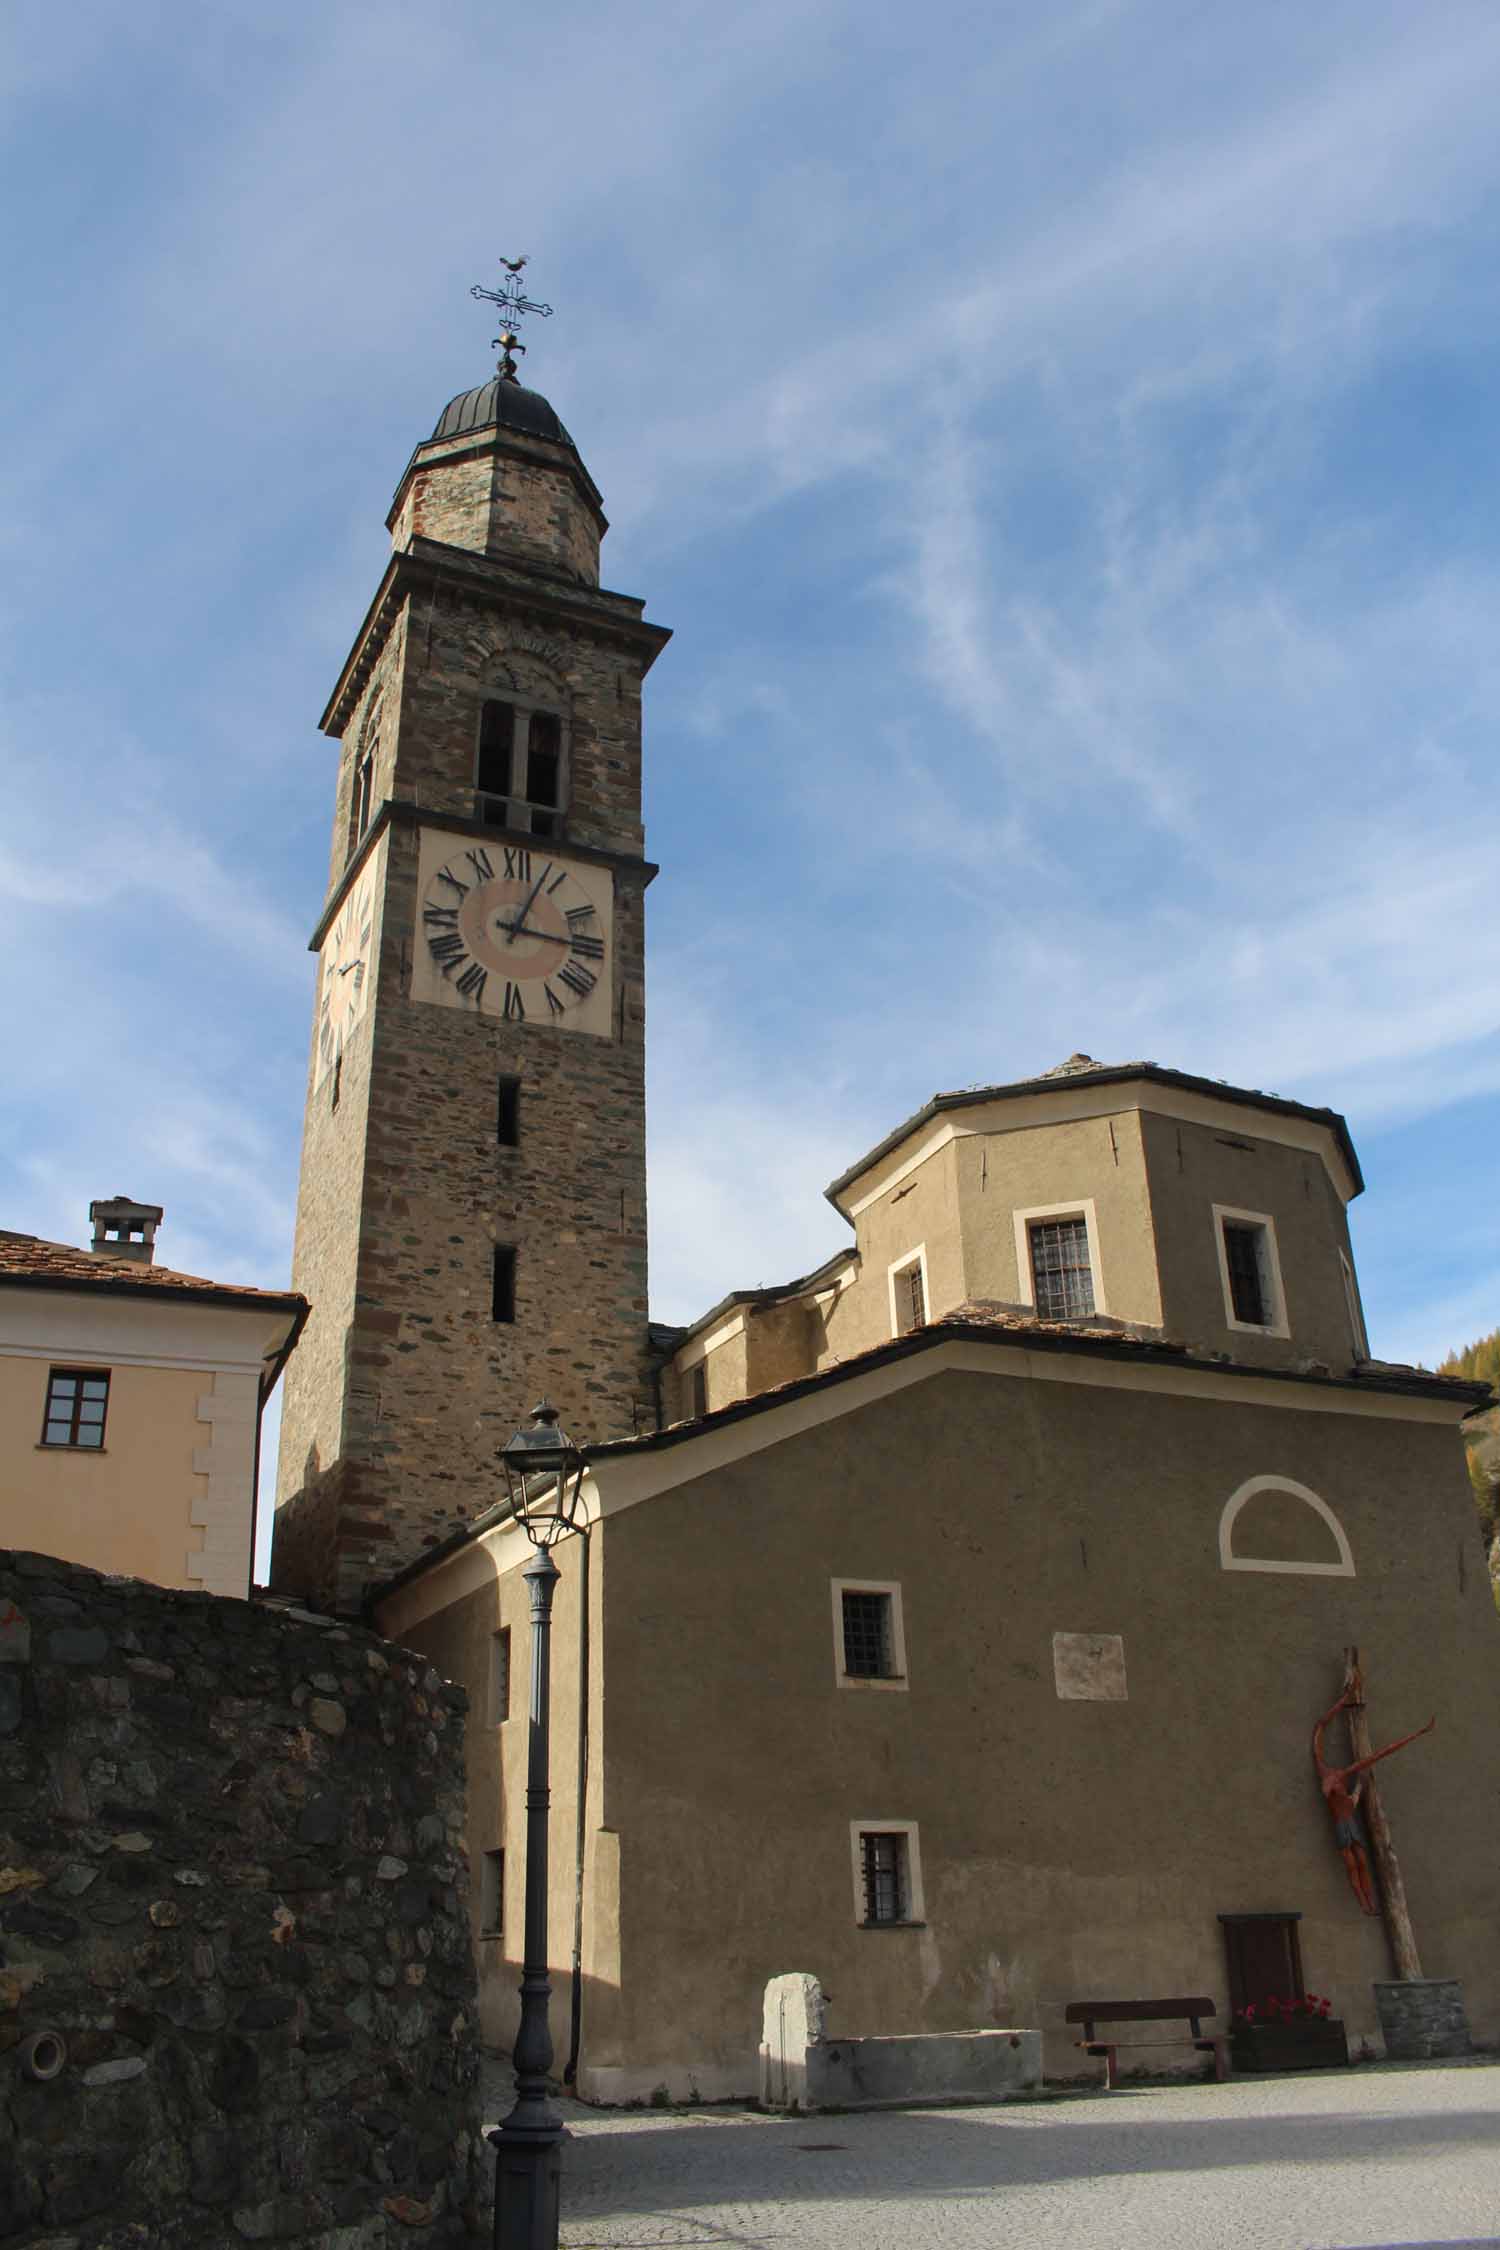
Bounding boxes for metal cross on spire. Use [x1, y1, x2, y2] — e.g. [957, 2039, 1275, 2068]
[470, 254, 554, 382]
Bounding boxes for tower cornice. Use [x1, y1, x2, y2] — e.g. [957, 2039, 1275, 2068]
[306, 797, 659, 953]
[320, 536, 672, 738]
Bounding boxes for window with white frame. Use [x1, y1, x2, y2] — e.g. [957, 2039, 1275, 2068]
[850, 1820, 925, 1926]
[1212, 1205, 1289, 1337]
[830, 1579, 908, 1690]
[476, 698, 566, 835]
[1013, 1200, 1103, 1321]
[888, 1248, 927, 1337]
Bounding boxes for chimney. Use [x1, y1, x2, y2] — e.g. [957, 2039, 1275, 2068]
[89, 1195, 164, 1266]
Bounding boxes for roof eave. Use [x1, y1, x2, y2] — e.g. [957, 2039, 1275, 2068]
[825, 1066, 1364, 1212]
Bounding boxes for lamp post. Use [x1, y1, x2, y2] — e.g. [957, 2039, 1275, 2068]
[492, 1401, 589, 2250]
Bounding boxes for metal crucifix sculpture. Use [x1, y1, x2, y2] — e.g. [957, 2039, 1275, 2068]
[1311, 1648, 1433, 1977]
[470, 253, 554, 381]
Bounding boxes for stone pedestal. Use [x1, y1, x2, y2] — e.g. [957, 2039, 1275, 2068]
[1374, 1978, 1471, 2059]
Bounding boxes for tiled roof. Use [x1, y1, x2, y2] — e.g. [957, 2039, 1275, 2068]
[605, 1298, 1490, 1454]
[0, 1230, 305, 1313]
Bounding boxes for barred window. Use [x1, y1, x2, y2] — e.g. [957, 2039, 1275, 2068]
[1028, 1217, 1095, 1321]
[891, 1253, 926, 1337]
[41, 1369, 110, 1450]
[841, 1591, 893, 1679]
[860, 1832, 908, 1924]
[1222, 1222, 1268, 1326]
[489, 1629, 511, 1725]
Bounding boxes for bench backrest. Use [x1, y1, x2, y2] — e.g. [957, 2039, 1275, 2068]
[1065, 1997, 1217, 2031]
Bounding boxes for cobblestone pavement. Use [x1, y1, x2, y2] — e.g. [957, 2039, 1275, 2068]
[481, 2058, 1500, 2249]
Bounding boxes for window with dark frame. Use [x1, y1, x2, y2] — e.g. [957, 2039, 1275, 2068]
[859, 1831, 908, 1925]
[688, 1362, 708, 1419]
[41, 1369, 110, 1449]
[1222, 1221, 1269, 1326]
[480, 1849, 504, 1936]
[489, 1629, 511, 1725]
[476, 698, 566, 835]
[1028, 1217, 1095, 1320]
[841, 1590, 895, 1679]
[492, 1246, 517, 1323]
[497, 1075, 521, 1148]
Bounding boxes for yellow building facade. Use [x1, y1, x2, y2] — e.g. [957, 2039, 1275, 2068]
[1, 1203, 305, 1598]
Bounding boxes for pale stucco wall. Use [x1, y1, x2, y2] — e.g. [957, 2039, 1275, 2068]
[952, 1110, 1163, 1324]
[589, 1361, 1498, 2095]
[1141, 1110, 1365, 1370]
[2, 1353, 211, 1592]
[379, 1519, 614, 2068]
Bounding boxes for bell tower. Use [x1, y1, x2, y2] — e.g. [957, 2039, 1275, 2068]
[273, 277, 669, 1612]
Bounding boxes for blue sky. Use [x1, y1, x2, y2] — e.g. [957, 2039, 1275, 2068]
[4, 1, 1499, 1562]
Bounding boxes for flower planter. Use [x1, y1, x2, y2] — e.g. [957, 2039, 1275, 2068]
[1231, 2019, 1348, 2073]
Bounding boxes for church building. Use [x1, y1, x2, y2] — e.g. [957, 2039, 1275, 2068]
[274, 332, 1500, 2097]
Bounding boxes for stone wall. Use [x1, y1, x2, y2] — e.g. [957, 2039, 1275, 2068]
[0, 1550, 483, 2247]
[276, 510, 666, 1613]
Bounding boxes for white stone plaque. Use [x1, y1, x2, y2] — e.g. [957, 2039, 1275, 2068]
[1052, 1631, 1127, 1701]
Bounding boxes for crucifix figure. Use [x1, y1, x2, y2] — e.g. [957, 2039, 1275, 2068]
[1311, 1664, 1433, 1917]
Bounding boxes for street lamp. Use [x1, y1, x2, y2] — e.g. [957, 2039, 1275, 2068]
[491, 1402, 588, 2250]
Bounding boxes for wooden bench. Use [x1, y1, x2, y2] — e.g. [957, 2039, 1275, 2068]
[1064, 1997, 1229, 2090]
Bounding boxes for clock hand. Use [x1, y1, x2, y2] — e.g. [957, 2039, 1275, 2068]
[494, 914, 569, 945]
[506, 861, 553, 943]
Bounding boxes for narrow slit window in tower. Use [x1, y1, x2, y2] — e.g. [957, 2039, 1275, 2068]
[492, 1245, 517, 1323]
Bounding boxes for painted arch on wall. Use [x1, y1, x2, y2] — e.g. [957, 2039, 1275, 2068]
[1218, 1474, 1356, 1577]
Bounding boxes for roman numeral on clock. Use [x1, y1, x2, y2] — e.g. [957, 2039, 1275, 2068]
[502, 846, 532, 880]
[569, 933, 605, 960]
[465, 847, 494, 881]
[503, 982, 527, 1021]
[423, 906, 459, 930]
[434, 867, 469, 898]
[456, 962, 488, 1004]
[558, 961, 596, 999]
[428, 932, 466, 967]
[544, 984, 565, 1016]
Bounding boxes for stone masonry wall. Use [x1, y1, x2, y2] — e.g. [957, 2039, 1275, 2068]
[389, 429, 603, 586]
[0, 1550, 482, 2248]
[276, 522, 665, 1613]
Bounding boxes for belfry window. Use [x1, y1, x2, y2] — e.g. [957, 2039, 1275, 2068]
[477, 699, 566, 836]
[347, 695, 382, 861]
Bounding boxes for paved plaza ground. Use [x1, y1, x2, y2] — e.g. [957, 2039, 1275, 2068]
[482, 2058, 1500, 2249]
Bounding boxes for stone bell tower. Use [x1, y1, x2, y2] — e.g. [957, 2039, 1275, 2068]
[273, 282, 670, 1613]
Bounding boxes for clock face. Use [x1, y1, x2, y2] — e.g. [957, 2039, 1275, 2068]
[316, 862, 376, 1086]
[419, 840, 610, 1029]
